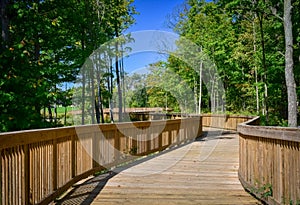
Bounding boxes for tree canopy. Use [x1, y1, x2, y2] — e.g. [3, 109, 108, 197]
[1, 0, 299, 131]
[128, 0, 299, 126]
[0, 0, 136, 131]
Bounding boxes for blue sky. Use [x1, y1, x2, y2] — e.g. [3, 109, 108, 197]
[127, 0, 185, 32]
[123, 0, 185, 74]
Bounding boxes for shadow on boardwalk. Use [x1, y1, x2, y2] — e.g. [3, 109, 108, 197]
[55, 133, 199, 205]
[55, 128, 261, 205]
[55, 172, 116, 205]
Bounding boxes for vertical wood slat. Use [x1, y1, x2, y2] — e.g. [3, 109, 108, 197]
[239, 117, 300, 205]
[0, 116, 204, 205]
[52, 139, 57, 192]
[92, 132, 98, 169]
[71, 135, 76, 178]
[24, 145, 30, 205]
[114, 129, 120, 162]
[4, 150, 8, 205]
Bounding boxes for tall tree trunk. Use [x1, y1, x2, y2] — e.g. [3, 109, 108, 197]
[198, 47, 203, 114]
[64, 83, 67, 125]
[284, 0, 297, 127]
[54, 85, 57, 125]
[258, 13, 268, 122]
[194, 77, 197, 112]
[96, 61, 104, 123]
[252, 18, 260, 114]
[48, 105, 53, 123]
[108, 57, 114, 123]
[115, 42, 122, 121]
[0, 0, 9, 48]
[81, 38, 86, 125]
[199, 52, 203, 114]
[114, 29, 122, 122]
[120, 51, 126, 113]
[95, 99, 101, 123]
[90, 62, 96, 124]
[211, 76, 215, 113]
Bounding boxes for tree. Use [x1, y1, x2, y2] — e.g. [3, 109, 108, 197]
[166, 0, 299, 125]
[284, 0, 297, 127]
[0, 0, 136, 131]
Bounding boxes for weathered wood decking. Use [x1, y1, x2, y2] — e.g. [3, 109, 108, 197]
[56, 128, 261, 205]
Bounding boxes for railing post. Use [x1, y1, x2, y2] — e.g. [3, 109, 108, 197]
[114, 126, 120, 163]
[52, 139, 57, 191]
[24, 145, 31, 205]
[158, 128, 163, 150]
[71, 135, 76, 178]
[168, 130, 172, 146]
[92, 131, 99, 169]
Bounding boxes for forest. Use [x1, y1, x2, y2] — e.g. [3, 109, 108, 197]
[0, 0, 299, 132]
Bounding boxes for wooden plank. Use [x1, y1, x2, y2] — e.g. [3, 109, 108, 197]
[24, 145, 30, 205]
[1, 116, 255, 205]
[71, 135, 76, 178]
[238, 124, 300, 143]
[57, 128, 261, 205]
[52, 139, 57, 191]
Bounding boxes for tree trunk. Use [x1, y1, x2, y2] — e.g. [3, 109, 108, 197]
[96, 61, 104, 123]
[81, 39, 86, 125]
[95, 99, 101, 123]
[0, 0, 9, 48]
[284, 0, 297, 127]
[90, 62, 96, 124]
[64, 83, 68, 125]
[252, 18, 260, 114]
[121, 52, 126, 114]
[115, 30, 122, 122]
[108, 57, 114, 123]
[199, 47, 203, 114]
[258, 13, 268, 122]
[48, 105, 53, 123]
[115, 42, 122, 122]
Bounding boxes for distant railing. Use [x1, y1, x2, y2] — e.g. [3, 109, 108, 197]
[129, 113, 253, 131]
[0, 117, 201, 205]
[238, 117, 300, 205]
[201, 114, 253, 131]
[129, 112, 185, 121]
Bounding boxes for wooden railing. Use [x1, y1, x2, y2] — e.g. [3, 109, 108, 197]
[125, 112, 252, 131]
[201, 114, 254, 131]
[0, 117, 202, 205]
[238, 117, 300, 205]
[128, 112, 185, 121]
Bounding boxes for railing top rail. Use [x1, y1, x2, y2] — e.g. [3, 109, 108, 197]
[201, 113, 256, 118]
[0, 117, 200, 150]
[238, 116, 300, 143]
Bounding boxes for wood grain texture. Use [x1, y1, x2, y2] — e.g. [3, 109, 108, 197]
[239, 117, 300, 204]
[58, 128, 261, 205]
[0, 117, 202, 205]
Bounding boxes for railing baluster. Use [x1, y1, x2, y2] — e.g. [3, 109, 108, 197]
[52, 139, 57, 192]
[24, 145, 30, 205]
[71, 135, 76, 178]
[0, 116, 207, 204]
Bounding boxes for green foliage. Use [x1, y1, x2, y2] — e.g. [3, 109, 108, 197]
[250, 181, 273, 200]
[165, 0, 300, 125]
[0, 0, 136, 131]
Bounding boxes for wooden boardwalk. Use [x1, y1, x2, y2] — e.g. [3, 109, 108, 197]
[56, 129, 261, 205]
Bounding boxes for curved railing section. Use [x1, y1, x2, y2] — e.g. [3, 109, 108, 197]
[0, 117, 201, 205]
[201, 114, 254, 131]
[238, 117, 300, 205]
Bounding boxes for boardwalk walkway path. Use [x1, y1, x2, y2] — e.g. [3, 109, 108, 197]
[56, 128, 261, 205]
